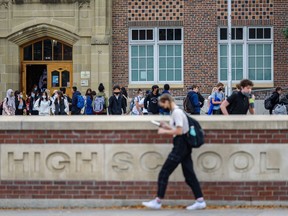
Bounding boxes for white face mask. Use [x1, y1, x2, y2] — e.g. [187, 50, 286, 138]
[19, 95, 23, 98]
[42, 96, 46, 99]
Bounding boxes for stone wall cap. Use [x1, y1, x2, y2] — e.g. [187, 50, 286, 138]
[0, 115, 287, 130]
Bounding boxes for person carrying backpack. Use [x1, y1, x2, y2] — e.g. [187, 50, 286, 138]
[144, 85, 160, 115]
[52, 91, 69, 115]
[266, 87, 282, 115]
[71, 86, 83, 115]
[142, 94, 206, 211]
[210, 82, 225, 115]
[108, 85, 126, 115]
[94, 83, 108, 115]
[34, 91, 52, 116]
[84, 88, 93, 115]
[185, 85, 201, 115]
[131, 89, 143, 115]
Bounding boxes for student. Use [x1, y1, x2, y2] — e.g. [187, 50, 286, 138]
[144, 85, 160, 115]
[34, 91, 52, 116]
[131, 89, 143, 115]
[159, 84, 171, 115]
[52, 91, 69, 115]
[60, 87, 72, 112]
[84, 88, 93, 115]
[121, 87, 128, 111]
[71, 86, 82, 115]
[187, 85, 201, 115]
[94, 83, 108, 115]
[15, 90, 26, 115]
[142, 94, 206, 210]
[139, 90, 150, 115]
[207, 87, 218, 115]
[211, 82, 225, 115]
[268, 87, 282, 115]
[108, 85, 126, 115]
[2, 89, 16, 116]
[221, 79, 255, 115]
[28, 90, 39, 115]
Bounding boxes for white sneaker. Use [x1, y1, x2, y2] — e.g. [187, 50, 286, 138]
[142, 198, 162, 209]
[186, 201, 207, 210]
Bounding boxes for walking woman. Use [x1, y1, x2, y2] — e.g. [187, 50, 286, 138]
[142, 94, 206, 210]
[84, 88, 93, 115]
[34, 91, 52, 116]
[15, 90, 26, 115]
[2, 89, 16, 116]
[52, 91, 69, 115]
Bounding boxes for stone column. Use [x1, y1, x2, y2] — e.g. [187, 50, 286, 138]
[91, 0, 112, 96]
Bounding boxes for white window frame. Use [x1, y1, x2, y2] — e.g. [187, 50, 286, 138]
[129, 27, 184, 84]
[218, 26, 273, 84]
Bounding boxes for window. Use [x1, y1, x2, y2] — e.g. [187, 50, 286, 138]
[129, 28, 183, 84]
[23, 38, 73, 61]
[218, 27, 273, 82]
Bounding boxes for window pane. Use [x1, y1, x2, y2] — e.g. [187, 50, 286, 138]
[264, 28, 271, 39]
[175, 57, 182, 68]
[53, 42, 62, 60]
[256, 69, 263, 80]
[147, 58, 154, 68]
[249, 57, 255, 68]
[147, 30, 153, 40]
[44, 39, 52, 61]
[175, 29, 182, 40]
[167, 29, 174, 40]
[159, 70, 166, 81]
[232, 28, 235, 40]
[159, 46, 166, 56]
[140, 71, 146, 81]
[220, 69, 227, 80]
[175, 45, 182, 56]
[139, 58, 146, 69]
[264, 69, 272, 80]
[159, 29, 166, 40]
[61, 71, 70, 87]
[232, 57, 236, 68]
[24, 45, 32, 61]
[167, 57, 174, 68]
[257, 28, 264, 39]
[248, 44, 256, 56]
[63, 45, 72, 60]
[236, 57, 243, 68]
[167, 70, 174, 81]
[220, 57, 228, 68]
[236, 28, 243, 40]
[139, 46, 146, 57]
[256, 44, 263, 55]
[220, 28, 227, 40]
[34, 41, 42, 60]
[131, 58, 138, 69]
[232, 69, 236, 80]
[147, 46, 153, 56]
[159, 57, 166, 68]
[264, 44, 271, 55]
[131, 46, 138, 56]
[249, 29, 256, 39]
[249, 69, 255, 80]
[167, 45, 174, 57]
[132, 70, 138, 81]
[147, 70, 154, 81]
[256, 57, 263, 67]
[139, 30, 146, 40]
[236, 69, 243, 80]
[175, 69, 182, 81]
[220, 45, 227, 56]
[264, 57, 271, 68]
[132, 30, 139, 40]
[51, 71, 60, 87]
[236, 44, 243, 56]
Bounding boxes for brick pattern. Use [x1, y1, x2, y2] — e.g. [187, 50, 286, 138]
[217, 0, 274, 21]
[0, 180, 287, 200]
[0, 130, 288, 144]
[128, 0, 184, 22]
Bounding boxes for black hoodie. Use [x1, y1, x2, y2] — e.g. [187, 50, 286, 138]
[144, 92, 160, 114]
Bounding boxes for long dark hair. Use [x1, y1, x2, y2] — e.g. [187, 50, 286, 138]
[54, 91, 64, 105]
[121, 87, 128, 98]
[39, 91, 49, 106]
[85, 88, 93, 100]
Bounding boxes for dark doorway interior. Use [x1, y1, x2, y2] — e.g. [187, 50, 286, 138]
[26, 65, 47, 95]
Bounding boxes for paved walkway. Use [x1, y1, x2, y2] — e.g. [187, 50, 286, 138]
[0, 209, 287, 216]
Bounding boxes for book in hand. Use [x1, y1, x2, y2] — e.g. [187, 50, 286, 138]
[151, 120, 161, 127]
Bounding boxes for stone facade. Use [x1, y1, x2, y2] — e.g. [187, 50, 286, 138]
[0, 0, 113, 98]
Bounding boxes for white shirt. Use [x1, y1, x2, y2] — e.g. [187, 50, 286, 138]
[132, 96, 142, 115]
[34, 99, 51, 116]
[139, 98, 148, 114]
[170, 106, 189, 134]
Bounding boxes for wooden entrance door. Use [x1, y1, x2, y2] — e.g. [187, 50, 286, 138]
[47, 64, 73, 97]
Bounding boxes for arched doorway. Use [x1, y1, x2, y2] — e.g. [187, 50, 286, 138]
[21, 37, 73, 96]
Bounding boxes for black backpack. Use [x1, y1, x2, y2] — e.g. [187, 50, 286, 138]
[198, 93, 205, 108]
[185, 114, 205, 148]
[183, 95, 195, 114]
[264, 95, 273, 110]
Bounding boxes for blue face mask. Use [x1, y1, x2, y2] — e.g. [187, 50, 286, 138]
[31, 93, 35, 98]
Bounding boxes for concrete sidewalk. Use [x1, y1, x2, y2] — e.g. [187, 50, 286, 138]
[0, 209, 287, 216]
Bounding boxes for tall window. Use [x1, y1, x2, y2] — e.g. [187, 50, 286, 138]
[218, 27, 273, 83]
[129, 28, 183, 84]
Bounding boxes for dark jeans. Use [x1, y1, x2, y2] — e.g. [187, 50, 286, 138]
[157, 135, 203, 199]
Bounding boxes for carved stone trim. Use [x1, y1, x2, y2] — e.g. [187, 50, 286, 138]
[11, 0, 90, 4]
[0, 0, 10, 9]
